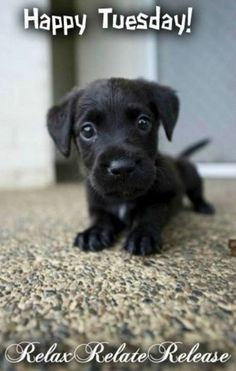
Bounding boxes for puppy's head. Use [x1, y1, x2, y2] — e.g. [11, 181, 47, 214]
[47, 78, 179, 200]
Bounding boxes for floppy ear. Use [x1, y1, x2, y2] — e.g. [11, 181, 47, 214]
[143, 81, 179, 141]
[47, 87, 82, 157]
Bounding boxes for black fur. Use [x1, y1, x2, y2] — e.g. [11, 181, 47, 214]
[47, 78, 215, 256]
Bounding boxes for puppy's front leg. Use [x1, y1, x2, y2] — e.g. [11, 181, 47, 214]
[74, 210, 125, 252]
[124, 203, 169, 256]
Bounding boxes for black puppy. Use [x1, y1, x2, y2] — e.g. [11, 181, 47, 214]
[47, 78, 214, 255]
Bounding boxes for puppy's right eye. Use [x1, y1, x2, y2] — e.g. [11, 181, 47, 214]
[80, 123, 96, 141]
[137, 115, 151, 132]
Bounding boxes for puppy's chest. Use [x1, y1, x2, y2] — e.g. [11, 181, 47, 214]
[110, 202, 134, 223]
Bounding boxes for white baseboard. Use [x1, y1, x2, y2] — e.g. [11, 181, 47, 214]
[197, 163, 236, 178]
[0, 168, 55, 190]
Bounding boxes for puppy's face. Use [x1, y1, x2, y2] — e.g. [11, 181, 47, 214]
[47, 78, 179, 200]
[75, 79, 159, 200]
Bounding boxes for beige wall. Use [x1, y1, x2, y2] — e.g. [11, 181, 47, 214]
[76, 0, 158, 87]
[0, 0, 54, 188]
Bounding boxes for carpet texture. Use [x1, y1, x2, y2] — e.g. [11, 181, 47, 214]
[0, 180, 235, 371]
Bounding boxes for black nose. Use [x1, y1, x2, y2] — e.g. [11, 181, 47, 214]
[107, 159, 136, 176]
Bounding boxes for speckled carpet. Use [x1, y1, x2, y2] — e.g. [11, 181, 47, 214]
[0, 180, 235, 371]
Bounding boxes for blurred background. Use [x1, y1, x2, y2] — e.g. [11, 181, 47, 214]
[1, 0, 236, 189]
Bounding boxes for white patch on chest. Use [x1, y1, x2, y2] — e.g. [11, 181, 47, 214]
[118, 204, 128, 220]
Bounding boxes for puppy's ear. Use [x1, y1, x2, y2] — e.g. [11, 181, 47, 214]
[141, 81, 179, 141]
[47, 87, 82, 157]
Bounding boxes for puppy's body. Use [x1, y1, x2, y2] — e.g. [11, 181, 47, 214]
[47, 78, 214, 255]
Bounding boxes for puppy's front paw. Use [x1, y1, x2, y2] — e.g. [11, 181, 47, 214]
[124, 227, 162, 256]
[74, 225, 114, 252]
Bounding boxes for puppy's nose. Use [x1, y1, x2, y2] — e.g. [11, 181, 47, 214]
[107, 159, 136, 176]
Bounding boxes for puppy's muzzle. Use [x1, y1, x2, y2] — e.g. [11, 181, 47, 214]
[107, 159, 138, 177]
[90, 146, 156, 200]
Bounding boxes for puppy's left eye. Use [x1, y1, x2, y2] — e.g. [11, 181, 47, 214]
[80, 123, 96, 141]
[137, 115, 151, 132]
